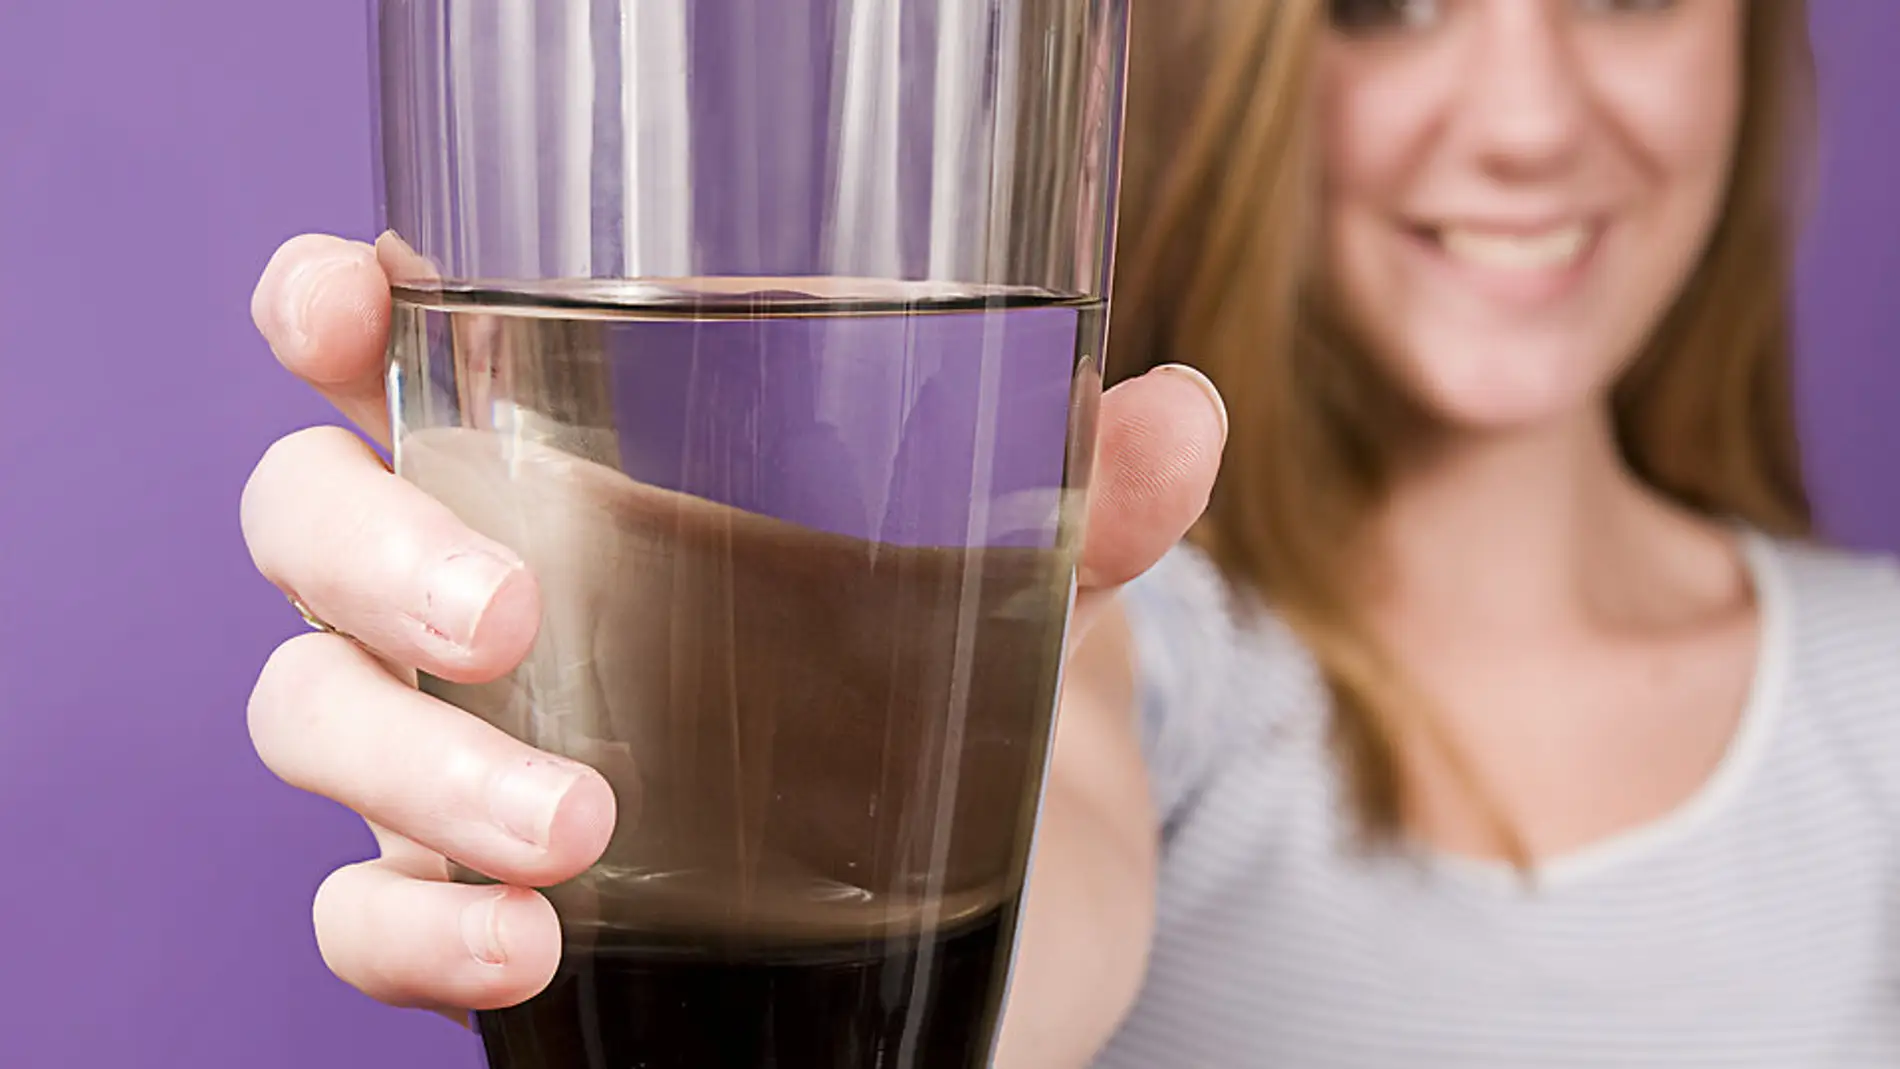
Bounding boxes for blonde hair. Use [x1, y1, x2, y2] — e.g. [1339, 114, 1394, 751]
[1111, 0, 1816, 860]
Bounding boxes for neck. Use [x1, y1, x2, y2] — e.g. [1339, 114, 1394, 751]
[1366, 407, 1739, 633]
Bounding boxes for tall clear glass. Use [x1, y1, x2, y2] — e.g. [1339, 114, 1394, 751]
[371, 2, 1128, 1066]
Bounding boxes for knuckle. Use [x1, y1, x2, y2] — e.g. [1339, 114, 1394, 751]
[311, 863, 379, 982]
[315, 864, 467, 1008]
[242, 427, 386, 593]
[311, 863, 362, 936]
[279, 232, 345, 262]
[266, 425, 366, 476]
[243, 429, 359, 534]
[239, 439, 301, 565]
[248, 633, 347, 776]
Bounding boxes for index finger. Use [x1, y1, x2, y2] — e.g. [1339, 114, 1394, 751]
[251, 233, 395, 447]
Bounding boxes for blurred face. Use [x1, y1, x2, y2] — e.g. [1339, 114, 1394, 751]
[1318, 0, 1745, 431]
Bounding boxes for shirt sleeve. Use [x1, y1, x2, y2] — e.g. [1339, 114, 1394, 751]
[1119, 542, 1247, 826]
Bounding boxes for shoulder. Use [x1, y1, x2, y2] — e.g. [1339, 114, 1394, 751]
[1120, 542, 1315, 699]
[1755, 534, 1900, 744]
[1119, 543, 1325, 820]
[1120, 542, 1250, 673]
[1760, 535, 1900, 644]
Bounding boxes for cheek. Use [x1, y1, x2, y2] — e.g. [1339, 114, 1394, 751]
[1318, 47, 1457, 211]
[1585, 22, 1745, 354]
[1588, 13, 1744, 234]
[1588, 3, 1744, 166]
[1315, 49, 1458, 374]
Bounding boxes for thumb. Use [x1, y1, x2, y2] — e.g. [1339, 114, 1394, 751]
[1070, 363, 1228, 637]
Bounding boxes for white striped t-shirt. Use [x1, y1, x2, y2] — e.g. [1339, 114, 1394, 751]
[1095, 533, 1900, 1068]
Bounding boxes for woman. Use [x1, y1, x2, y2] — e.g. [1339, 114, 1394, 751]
[241, 0, 1900, 1064]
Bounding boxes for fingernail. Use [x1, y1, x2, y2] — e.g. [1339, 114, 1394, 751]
[1153, 363, 1229, 440]
[423, 548, 523, 651]
[460, 891, 510, 966]
[488, 756, 587, 849]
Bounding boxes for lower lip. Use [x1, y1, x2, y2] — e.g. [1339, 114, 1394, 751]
[1406, 225, 1603, 307]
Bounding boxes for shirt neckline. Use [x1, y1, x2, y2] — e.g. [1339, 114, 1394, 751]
[1415, 529, 1791, 893]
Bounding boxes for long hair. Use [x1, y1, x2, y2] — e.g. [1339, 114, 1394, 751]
[1110, 0, 1816, 859]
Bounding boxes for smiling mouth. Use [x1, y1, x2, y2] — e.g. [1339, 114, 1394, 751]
[1402, 220, 1604, 304]
[1435, 224, 1592, 271]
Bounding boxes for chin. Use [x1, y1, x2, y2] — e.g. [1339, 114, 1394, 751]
[1383, 338, 1611, 436]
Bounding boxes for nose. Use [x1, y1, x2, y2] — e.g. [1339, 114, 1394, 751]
[1458, 1, 1589, 179]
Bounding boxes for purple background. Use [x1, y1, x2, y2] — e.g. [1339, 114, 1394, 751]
[594, 311, 1080, 547]
[0, 3, 1895, 1066]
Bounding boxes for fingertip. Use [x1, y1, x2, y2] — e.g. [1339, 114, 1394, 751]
[467, 564, 543, 679]
[1148, 363, 1229, 444]
[473, 886, 562, 1009]
[543, 767, 620, 884]
[253, 234, 389, 387]
[313, 863, 566, 1013]
[429, 561, 544, 686]
[1079, 364, 1229, 589]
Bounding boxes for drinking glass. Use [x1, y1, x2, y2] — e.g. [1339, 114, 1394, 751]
[371, 2, 1129, 1065]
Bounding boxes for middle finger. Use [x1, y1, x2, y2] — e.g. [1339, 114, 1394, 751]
[249, 630, 616, 889]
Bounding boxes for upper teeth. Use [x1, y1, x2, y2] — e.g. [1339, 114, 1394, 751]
[1440, 226, 1589, 270]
